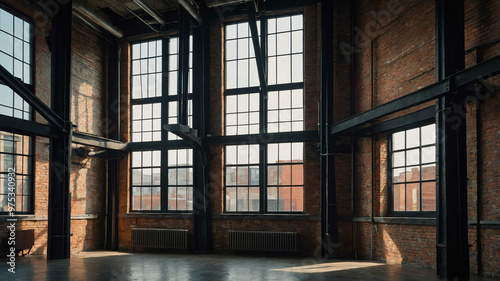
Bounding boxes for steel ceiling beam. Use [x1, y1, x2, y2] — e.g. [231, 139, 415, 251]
[178, 0, 203, 24]
[330, 54, 500, 136]
[0, 65, 66, 132]
[134, 0, 166, 26]
[246, 1, 268, 99]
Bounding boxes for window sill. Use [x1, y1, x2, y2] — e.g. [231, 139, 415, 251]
[374, 217, 436, 225]
[122, 212, 193, 219]
[213, 214, 320, 221]
[0, 214, 103, 221]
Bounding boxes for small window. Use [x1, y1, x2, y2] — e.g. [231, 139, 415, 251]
[390, 124, 436, 214]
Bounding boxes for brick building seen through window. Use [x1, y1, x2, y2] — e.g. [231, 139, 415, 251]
[390, 123, 436, 214]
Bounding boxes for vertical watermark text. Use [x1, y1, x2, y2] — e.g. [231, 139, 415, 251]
[6, 167, 17, 273]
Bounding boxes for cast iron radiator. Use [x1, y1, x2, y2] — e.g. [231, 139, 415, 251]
[132, 228, 188, 249]
[15, 229, 34, 253]
[228, 230, 298, 252]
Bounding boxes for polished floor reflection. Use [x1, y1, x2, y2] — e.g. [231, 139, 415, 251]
[0, 251, 497, 281]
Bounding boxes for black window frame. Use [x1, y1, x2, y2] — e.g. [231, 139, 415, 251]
[129, 36, 194, 213]
[223, 13, 306, 214]
[388, 121, 437, 217]
[0, 5, 34, 215]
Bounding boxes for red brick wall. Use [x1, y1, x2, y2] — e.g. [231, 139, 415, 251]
[206, 5, 322, 255]
[0, 0, 106, 254]
[349, 0, 500, 276]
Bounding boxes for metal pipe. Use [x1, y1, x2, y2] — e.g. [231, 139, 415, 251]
[73, 2, 123, 38]
[134, 0, 166, 26]
[177, 0, 203, 24]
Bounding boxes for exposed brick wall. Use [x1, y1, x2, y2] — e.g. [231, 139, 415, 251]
[373, 224, 436, 267]
[349, 0, 500, 277]
[205, 5, 322, 256]
[0, 0, 106, 255]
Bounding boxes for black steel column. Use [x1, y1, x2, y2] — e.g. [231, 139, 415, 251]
[320, 0, 339, 258]
[192, 22, 211, 253]
[104, 39, 120, 250]
[435, 0, 469, 279]
[47, 0, 72, 259]
[178, 7, 190, 126]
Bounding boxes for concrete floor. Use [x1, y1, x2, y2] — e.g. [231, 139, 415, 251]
[0, 251, 498, 281]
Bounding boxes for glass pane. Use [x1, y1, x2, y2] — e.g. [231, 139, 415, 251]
[276, 32, 290, 55]
[291, 54, 303, 83]
[237, 167, 248, 186]
[291, 31, 303, 53]
[151, 187, 161, 210]
[237, 59, 248, 87]
[292, 164, 303, 185]
[132, 187, 141, 210]
[177, 186, 187, 210]
[421, 124, 436, 145]
[267, 186, 278, 211]
[268, 165, 278, 185]
[226, 24, 237, 39]
[225, 186, 237, 212]
[142, 168, 152, 185]
[237, 186, 249, 211]
[422, 181, 436, 211]
[406, 128, 420, 148]
[132, 151, 141, 167]
[280, 165, 292, 185]
[406, 183, 420, 211]
[406, 149, 420, 166]
[291, 186, 303, 212]
[168, 186, 177, 210]
[226, 166, 237, 186]
[392, 168, 405, 183]
[249, 186, 260, 211]
[393, 184, 405, 211]
[422, 164, 436, 181]
[132, 169, 142, 185]
[226, 145, 237, 165]
[292, 143, 303, 161]
[392, 131, 405, 150]
[291, 15, 303, 30]
[392, 151, 405, 167]
[422, 146, 435, 164]
[279, 186, 291, 211]
[277, 55, 291, 84]
[249, 166, 259, 185]
[152, 168, 161, 185]
[141, 187, 152, 210]
[277, 16, 291, 33]
[226, 61, 237, 89]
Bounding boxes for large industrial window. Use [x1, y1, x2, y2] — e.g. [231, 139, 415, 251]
[224, 14, 304, 213]
[0, 7, 33, 214]
[130, 37, 193, 212]
[390, 124, 436, 214]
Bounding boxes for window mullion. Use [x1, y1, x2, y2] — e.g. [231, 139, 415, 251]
[260, 19, 268, 213]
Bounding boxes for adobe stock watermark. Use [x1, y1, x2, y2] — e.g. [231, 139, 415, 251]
[340, 0, 404, 63]
[6, 167, 17, 274]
